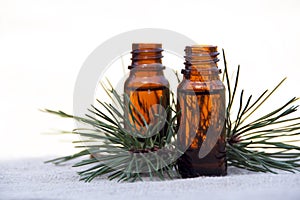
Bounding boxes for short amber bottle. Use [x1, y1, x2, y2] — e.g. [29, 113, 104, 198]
[177, 45, 227, 177]
[124, 43, 170, 140]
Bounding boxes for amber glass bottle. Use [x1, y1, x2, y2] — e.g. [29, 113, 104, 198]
[124, 43, 170, 140]
[177, 45, 227, 177]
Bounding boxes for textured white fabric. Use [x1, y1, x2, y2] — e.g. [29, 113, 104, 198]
[1, 158, 300, 200]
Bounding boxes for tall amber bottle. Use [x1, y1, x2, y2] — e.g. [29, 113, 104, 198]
[124, 43, 170, 140]
[177, 45, 227, 177]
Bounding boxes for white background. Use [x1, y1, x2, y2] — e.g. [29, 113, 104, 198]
[1, 0, 300, 159]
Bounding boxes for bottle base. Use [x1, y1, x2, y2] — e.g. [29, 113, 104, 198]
[177, 156, 227, 178]
[178, 166, 227, 178]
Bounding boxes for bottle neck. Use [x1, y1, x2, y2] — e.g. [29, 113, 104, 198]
[129, 43, 163, 69]
[182, 45, 221, 81]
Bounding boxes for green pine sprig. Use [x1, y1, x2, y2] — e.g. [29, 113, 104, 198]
[222, 49, 300, 173]
[44, 84, 181, 182]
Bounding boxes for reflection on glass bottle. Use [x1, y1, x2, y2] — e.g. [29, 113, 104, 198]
[124, 43, 170, 141]
[177, 45, 227, 177]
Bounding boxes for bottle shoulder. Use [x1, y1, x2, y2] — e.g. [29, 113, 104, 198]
[124, 73, 169, 89]
[177, 79, 225, 92]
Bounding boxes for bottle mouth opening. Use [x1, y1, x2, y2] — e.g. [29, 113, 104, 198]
[132, 43, 163, 53]
[132, 43, 162, 49]
[185, 45, 218, 53]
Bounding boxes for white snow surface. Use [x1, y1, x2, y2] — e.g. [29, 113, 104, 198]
[1, 158, 300, 200]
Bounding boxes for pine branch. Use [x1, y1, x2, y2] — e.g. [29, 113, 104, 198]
[222, 49, 300, 173]
[44, 85, 180, 182]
